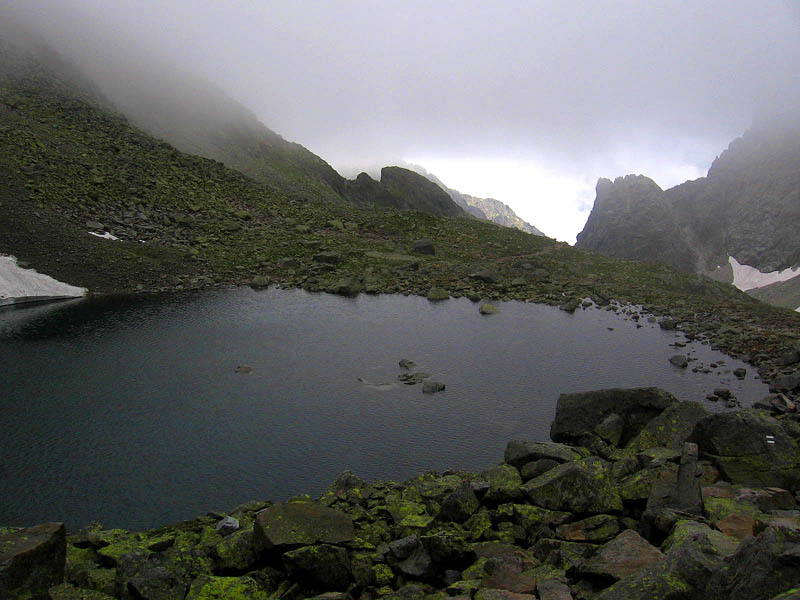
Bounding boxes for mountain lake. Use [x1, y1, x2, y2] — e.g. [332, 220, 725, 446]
[0, 286, 768, 530]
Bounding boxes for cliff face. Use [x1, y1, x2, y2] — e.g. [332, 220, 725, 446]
[576, 122, 800, 276]
[576, 175, 698, 272]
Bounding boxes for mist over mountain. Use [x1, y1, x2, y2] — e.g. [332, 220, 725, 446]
[576, 119, 800, 285]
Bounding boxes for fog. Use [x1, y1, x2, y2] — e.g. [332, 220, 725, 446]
[4, 1, 800, 240]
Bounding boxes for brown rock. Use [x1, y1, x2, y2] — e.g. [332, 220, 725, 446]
[716, 513, 756, 540]
[537, 580, 574, 600]
[583, 529, 665, 580]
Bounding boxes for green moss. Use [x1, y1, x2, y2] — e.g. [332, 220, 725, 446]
[185, 575, 268, 600]
[372, 563, 395, 587]
[702, 496, 763, 523]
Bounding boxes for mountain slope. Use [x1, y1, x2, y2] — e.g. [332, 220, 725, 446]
[576, 175, 699, 272]
[413, 166, 545, 235]
[576, 121, 800, 276]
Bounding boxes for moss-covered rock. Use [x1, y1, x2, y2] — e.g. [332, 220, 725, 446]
[625, 401, 710, 452]
[282, 544, 351, 591]
[482, 464, 524, 504]
[184, 575, 268, 600]
[522, 458, 623, 514]
[253, 502, 354, 550]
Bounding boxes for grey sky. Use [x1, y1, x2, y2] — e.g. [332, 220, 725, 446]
[6, 1, 800, 240]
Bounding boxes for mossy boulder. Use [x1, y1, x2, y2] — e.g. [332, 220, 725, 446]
[253, 502, 354, 550]
[689, 409, 800, 489]
[184, 575, 268, 600]
[212, 528, 258, 572]
[503, 441, 586, 468]
[662, 520, 738, 558]
[482, 464, 524, 504]
[282, 544, 351, 591]
[550, 388, 677, 447]
[522, 458, 623, 514]
[0, 523, 66, 600]
[625, 401, 710, 452]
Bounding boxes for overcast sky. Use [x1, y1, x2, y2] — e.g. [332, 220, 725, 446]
[7, 1, 800, 241]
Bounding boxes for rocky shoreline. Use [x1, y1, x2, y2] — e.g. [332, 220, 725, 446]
[3, 387, 800, 600]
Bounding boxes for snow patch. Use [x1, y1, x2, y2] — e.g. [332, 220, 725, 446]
[729, 256, 800, 291]
[89, 231, 119, 241]
[0, 255, 87, 306]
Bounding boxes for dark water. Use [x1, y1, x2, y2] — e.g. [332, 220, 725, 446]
[0, 287, 766, 530]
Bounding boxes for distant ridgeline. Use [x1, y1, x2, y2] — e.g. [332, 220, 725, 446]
[575, 120, 800, 309]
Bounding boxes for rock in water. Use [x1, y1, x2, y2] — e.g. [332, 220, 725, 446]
[422, 380, 446, 394]
[0, 522, 66, 599]
[669, 354, 688, 368]
[479, 303, 499, 314]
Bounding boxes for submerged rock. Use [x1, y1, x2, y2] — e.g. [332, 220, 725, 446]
[422, 380, 446, 394]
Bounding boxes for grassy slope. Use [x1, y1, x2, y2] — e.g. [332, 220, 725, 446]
[749, 275, 800, 310]
[1, 70, 798, 381]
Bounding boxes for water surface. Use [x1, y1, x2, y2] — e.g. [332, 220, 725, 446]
[0, 287, 766, 529]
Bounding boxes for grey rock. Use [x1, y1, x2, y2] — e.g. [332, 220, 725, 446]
[283, 544, 351, 591]
[399, 359, 416, 370]
[215, 516, 240, 537]
[550, 387, 677, 447]
[422, 380, 446, 394]
[438, 483, 480, 522]
[669, 354, 689, 368]
[504, 440, 586, 468]
[470, 269, 501, 284]
[0, 522, 66, 600]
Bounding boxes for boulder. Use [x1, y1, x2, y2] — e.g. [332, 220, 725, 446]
[555, 515, 620, 543]
[550, 388, 677, 447]
[771, 371, 800, 392]
[470, 269, 501, 284]
[254, 503, 354, 550]
[438, 483, 480, 523]
[0, 522, 66, 600]
[504, 441, 585, 468]
[184, 575, 267, 600]
[215, 516, 239, 537]
[536, 580, 574, 600]
[329, 277, 363, 297]
[522, 458, 623, 514]
[283, 544, 351, 591]
[116, 549, 211, 600]
[313, 251, 342, 264]
[479, 303, 499, 315]
[625, 401, 710, 452]
[427, 287, 449, 301]
[412, 239, 436, 255]
[596, 530, 727, 600]
[422, 380, 446, 394]
[582, 529, 665, 580]
[639, 443, 703, 542]
[669, 354, 689, 368]
[688, 409, 800, 489]
[213, 528, 259, 572]
[708, 526, 800, 600]
[520, 459, 559, 482]
[482, 464, 524, 504]
[662, 520, 739, 558]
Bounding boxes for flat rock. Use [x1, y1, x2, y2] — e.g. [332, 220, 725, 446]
[583, 529, 665, 580]
[504, 441, 585, 468]
[254, 502, 354, 550]
[0, 522, 66, 600]
[625, 401, 710, 451]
